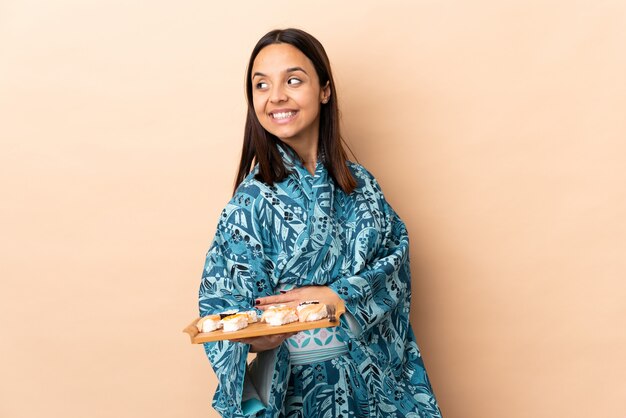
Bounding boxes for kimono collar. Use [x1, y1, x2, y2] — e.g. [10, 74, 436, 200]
[276, 143, 327, 182]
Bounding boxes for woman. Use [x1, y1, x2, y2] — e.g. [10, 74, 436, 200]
[199, 28, 442, 417]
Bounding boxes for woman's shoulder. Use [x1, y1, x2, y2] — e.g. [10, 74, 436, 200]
[225, 170, 268, 211]
[211, 174, 268, 245]
[345, 161, 400, 223]
[346, 161, 382, 194]
[221, 167, 282, 218]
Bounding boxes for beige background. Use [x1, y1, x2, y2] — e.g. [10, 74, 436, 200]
[2, 1, 625, 417]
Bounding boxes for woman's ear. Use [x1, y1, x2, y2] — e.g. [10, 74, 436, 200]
[321, 81, 331, 103]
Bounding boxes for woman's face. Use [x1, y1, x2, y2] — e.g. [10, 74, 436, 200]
[251, 43, 330, 150]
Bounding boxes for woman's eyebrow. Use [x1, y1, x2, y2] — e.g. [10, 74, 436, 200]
[286, 66, 308, 75]
[252, 67, 308, 78]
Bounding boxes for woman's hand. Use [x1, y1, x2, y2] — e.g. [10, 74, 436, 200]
[233, 286, 341, 352]
[231, 333, 296, 353]
[255, 285, 342, 310]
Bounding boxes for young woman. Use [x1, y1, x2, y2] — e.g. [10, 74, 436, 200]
[199, 28, 442, 418]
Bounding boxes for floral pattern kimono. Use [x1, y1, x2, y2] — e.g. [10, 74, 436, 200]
[199, 147, 442, 417]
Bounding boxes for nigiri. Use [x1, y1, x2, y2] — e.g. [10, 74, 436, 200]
[296, 301, 328, 322]
[221, 313, 249, 332]
[261, 304, 298, 326]
[197, 314, 223, 333]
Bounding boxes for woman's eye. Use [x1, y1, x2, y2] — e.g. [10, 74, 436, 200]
[256, 81, 268, 89]
[287, 78, 302, 85]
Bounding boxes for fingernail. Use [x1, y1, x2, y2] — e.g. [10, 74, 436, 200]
[279, 290, 287, 294]
[255, 299, 260, 305]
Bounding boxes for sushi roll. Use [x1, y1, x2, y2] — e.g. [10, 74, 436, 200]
[296, 301, 328, 322]
[196, 314, 223, 333]
[261, 304, 299, 326]
[221, 313, 249, 332]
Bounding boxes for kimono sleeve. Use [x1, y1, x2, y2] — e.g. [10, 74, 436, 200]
[198, 201, 273, 417]
[329, 174, 412, 338]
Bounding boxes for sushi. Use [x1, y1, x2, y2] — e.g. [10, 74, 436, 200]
[219, 309, 239, 319]
[196, 314, 223, 333]
[296, 301, 328, 322]
[261, 304, 299, 326]
[244, 310, 259, 323]
[221, 313, 250, 332]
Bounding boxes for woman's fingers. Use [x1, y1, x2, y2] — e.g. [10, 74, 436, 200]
[230, 332, 297, 352]
[232, 332, 296, 344]
[256, 286, 341, 309]
[255, 293, 297, 309]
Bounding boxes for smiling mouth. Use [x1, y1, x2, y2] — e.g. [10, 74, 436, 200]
[270, 111, 298, 120]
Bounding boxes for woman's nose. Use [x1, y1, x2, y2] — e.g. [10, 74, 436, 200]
[269, 85, 288, 103]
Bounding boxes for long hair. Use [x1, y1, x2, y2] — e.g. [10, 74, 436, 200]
[234, 28, 357, 195]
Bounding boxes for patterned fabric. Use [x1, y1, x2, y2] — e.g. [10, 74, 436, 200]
[286, 326, 345, 352]
[284, 354, 369, 417]
[198, 146, 442, 417]
[277, 283, 347, 359]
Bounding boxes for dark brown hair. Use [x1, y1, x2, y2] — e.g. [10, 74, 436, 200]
[234, 28, 356, 195]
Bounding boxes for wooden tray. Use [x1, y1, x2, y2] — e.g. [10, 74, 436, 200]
[183, 301, 345, 344]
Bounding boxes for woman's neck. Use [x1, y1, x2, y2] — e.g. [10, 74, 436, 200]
[302, 160, 316, 175]
[280, 137, 319, 175]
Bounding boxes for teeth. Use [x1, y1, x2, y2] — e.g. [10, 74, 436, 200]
[272, 111, 296, 120]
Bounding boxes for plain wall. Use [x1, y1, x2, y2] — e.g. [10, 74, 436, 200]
[1, 1, 625, 417]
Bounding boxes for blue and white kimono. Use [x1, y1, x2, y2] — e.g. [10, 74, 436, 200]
[199, 147, 442, 417]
